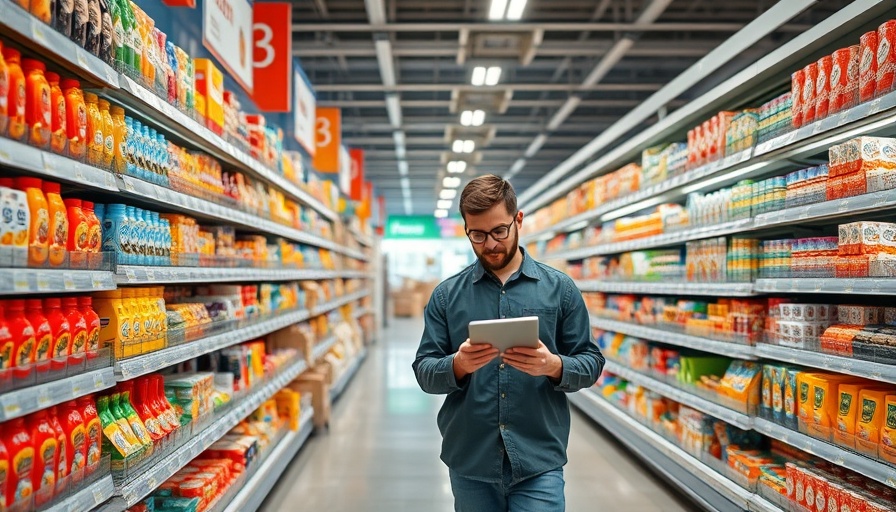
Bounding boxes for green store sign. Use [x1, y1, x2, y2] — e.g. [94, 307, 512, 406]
[385, 216, 465, 239]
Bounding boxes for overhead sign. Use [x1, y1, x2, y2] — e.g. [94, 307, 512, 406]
[293, 69, 316, 155]
[349, 149, 365, 201]
[386, 216, 466, 239]
[252, 3, 292, 112]
[313, 107, 341, 173]
[203, 0, 254, 94]
[339, 145, 351, 194]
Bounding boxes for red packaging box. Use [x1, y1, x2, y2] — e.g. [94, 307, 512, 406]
[877, 20, 896, 97]
[792, 68, 805, 128]
[803, 62, 818, 125]
[815, 55, 833, 120]
[860, 30, 879, 103]
[830, 45, 860, 114]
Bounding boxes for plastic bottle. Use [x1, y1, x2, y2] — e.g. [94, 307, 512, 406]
[43, 298, 70, 372]
[61, 297, 86, 362]
[133, 207, 146, 266]
[116, 383, 153, 446]
[101, 203, 127, 265]
[97, 100, 114, 168]
[109, 0, 125, 66]
[79, 297, 100, 355]
[160, 218, 171, 265]
[24, 299, 52, 374]
[142, 210, 156, 266]
[0, 182, 13, 268]
[123, 0, 139, 72]
[153, 375, 180, 428]
[61, 79, 87, 159]
[45, 72, 68, 155]
[64, 199, 88, 268]
[0, 303, 13, 374]
[0, 41, 10, 135]
[84, 92, 103, 166]
[5, 300, 35, 380]
[3, 48, 27, 141]
[29, 0, 52, 24]
[47, 407, 68, 490]
[26, 410, 57, 506]
[0, 179, 27, 269]
[108, 393, 142, 449]
[84, 201, 101, 256]
[42, 181, 68, 268]
[0, 429, 10, 509]
[20, 58, 51, 148]
[13, 177, 48, 267]
[2, 418, 33, 508]
[58, 401, 86, 475]
[132, 377, 166, 438]
[96, 395, 137, 458]
[109, 106, 126, 172]
[76, 397, 101, 470]
[119, 288, 139, 345]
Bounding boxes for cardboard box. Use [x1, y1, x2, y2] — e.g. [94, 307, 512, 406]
[194, 59, 224, 135]
[291, 371, 331, 429]
[268, 324, 316, 366]
[392, 292, 424, 317]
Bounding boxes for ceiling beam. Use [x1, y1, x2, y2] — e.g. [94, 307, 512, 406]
[318, 98, 685, 108]
[293, 41, 717, 58]
[344, 135, 596, 145]
[313, 83, 663, 92]
[292, 21, 811, 33]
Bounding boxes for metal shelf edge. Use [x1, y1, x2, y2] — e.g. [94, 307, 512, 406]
[330, 348, 367, 402]
[0, 367, 116, 422]
[754, 344, 896, 386]
[48, 474, 115, 512]
[590, 316, 757, 360]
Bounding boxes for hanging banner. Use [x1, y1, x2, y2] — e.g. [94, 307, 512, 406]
[203, 0, 254, 94]
[349, 149, 365, 201]
[252, 3, 292, 112]
[339, 145, 351, 195]
[357, 181, 373, 221]
[313, 107, 341, 173]
[293, 68, 316, 155]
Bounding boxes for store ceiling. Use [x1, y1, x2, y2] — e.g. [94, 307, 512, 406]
[292, 0, 848, 216]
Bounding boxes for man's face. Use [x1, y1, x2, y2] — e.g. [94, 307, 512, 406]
[464, 204, 522, 273]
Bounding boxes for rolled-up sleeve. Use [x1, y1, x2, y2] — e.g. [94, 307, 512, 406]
[553, 279, 605, 392]
[413, 287, 465, 394]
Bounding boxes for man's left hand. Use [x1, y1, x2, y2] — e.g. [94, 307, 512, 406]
[502, 341, 563, 379]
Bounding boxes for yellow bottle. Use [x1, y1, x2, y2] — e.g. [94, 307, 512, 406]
[93, 290, 128, 359]
[84, 92, 104, 167]
[118, 288, 139, 357]
[97, 99, 115, 169]
[109, 106, 126, 173]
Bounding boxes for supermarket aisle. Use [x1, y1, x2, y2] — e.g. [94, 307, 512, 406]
[260, 317, 693, 512]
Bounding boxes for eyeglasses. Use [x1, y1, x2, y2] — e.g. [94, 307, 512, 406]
[466, 219, 516, 244]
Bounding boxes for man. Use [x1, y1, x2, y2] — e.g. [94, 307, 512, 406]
[413, 174, 605, 512]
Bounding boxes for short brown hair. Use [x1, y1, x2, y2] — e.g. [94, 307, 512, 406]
[459, 174, 517, 219]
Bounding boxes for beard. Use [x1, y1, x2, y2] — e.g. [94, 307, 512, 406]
[475, 227, 519, 273]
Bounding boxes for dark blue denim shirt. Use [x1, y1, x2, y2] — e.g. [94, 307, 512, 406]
[413, 248, 605, 484]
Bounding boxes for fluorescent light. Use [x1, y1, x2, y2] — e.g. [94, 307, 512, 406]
[440, 189, 458, 200]
[374, 40, 396, 87]
[506, 158, 525, 178]
[443, 177, 461, 188]
[524, 134, 547, 157]
[565, 220, 590, 232]
[489, 0, 508, 20]
[472, 66, 487, 86]
[471, 110, 485, 126]
[453, 140, 475, 153]
[435, 209, 448, 218]
[400, 177, 411, 189]
[506, 0, 526, 19]
[397, 161, 409, 176]
[385, 95, 402, 128]
[392, 131, 406, 146]
[680, 162, 770, 195]
[404, 198, 413, 214]
[485, 67, 502, 86]
[463, 140, 475, 153]
[461, 110, 473, 126]
[437, 200, 453, 209]
[447, 161, 467, 173]
[452, 140, 464, 152]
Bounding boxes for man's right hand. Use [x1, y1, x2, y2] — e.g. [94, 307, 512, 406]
[453, 339, 499, 380]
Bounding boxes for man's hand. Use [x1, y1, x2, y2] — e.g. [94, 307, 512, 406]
[502, 341, 563, 379]
[453, 339, 500, 380]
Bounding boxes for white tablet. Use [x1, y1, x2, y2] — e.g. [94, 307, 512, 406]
[468, 316, 539, 352]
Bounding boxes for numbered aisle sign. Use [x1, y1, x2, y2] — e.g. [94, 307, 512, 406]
[313, 107, 341, 173]
[252, 3, 292, 112]
[349, 149, 365, 200]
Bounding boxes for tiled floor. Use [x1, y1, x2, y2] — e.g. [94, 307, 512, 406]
[260, 317, 695, 512]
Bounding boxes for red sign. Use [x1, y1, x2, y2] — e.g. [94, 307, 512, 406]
[313, 108, 341, 173]
[349, 149, 365, 201]
[252, 3, 292, 112]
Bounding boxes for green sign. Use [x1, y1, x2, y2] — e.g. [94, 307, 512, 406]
[385, 215, 465, 239]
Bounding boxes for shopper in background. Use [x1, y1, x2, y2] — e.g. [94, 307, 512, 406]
[413, 174, 604, 512]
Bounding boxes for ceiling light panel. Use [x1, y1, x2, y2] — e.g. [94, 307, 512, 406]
[434, 209, 448, 218]
[463, 140, 476, 153]
[460, 110, 474, 126]
[488, 0, 508, 20]
[485, 67, 502, 86]
[437, 200, 453, 210]
[472, 110, 485, 126]
[471, 66, 487, 86]
[440, 189, 458, 200]
[447, 161, 467, 173]
[443, 177, 461, 188]
[452, 140, 464, 153]
[506, 0, 527, 20]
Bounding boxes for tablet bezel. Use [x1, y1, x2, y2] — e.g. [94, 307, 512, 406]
[468, 316, 540, 353]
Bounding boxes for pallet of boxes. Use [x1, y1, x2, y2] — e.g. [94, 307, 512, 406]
[269, 322, 332, 430]
[391, 278, 438, 317]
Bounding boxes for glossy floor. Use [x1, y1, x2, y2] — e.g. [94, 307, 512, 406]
[260, 317, 694, 512]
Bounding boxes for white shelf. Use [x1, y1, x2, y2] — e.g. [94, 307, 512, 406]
[109, 358, 308, 509]
[110, 76, 338, 224]
[221, 408, 314, 512]
[754, 188, 896, 229]
[569, 389, 765, 512]
[0, 367, 116, 421]
[312, 335, 338, 362]
[604, 361, 753, 430]
[310, 290, 371, 317]
[753, 278, 896, 295]
[114, 266, 362, 285]
[0, 137, 119, 191]
[0, 0, 120, 88]
[754, 343, 896, 386]
[547, 219, 754, 261]
[576, 279, 757, 297]
[752, 417, 896, 490]
[47, 474, 115, 512]
[0, 268, 115, 295]
[591, 317, 756, 360]
[330, 348, 367, 402]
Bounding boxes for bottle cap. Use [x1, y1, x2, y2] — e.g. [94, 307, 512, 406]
[63, 198, 83, 209]
[42, 181, 61, 195]
[60, 78, 81, 90]
[43, 298, 61, 308]
[14, 177, 43, 191]
[21, 58, 46, 72]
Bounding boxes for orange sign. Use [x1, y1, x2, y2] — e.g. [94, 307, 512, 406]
[252, 3, 292, 112]
[313, 107, 341, 173]
[349, 149, 365, 200]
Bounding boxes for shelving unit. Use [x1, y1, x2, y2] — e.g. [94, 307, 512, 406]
[0, 367, 116, 421]
[754, 278, 896, 295]
[576, 280, 757, 297]
[754, 344, 896, 386]
[0, 268, 116, 294]
[114, 265, 369, 285]
[590, 317, 756, 359]
[330, 348, 368, 402]
[46, 475, 116, 512]
[220, 408, 315, 512]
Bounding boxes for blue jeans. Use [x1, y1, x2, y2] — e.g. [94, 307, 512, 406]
[449, 457, 565, 512]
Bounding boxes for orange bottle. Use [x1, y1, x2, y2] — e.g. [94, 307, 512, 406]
[42, 181, 68, 267]
[43, 298, 70, 372]
[0, 303, 13, 376]
[13, 177, 49, 267]
[61, 297, 86, 363]
[79, 296, 100, 356]
[20, 58, 51, 148]
[24, 299, 52, 375]
[5, 300, 35, 381]
[45, 72, 67, 154]
[109, 105, 126, 172]
[2, 48, 26, 141]
[47, 407, 68, 495]
[3, 418, 34, 508]
[26, 410, 57, 507]
[0, 41, 9, 136]
[82, 201, 101, 255]
[64, 199, 88, 268]
[61, 79, 87, 159]
[84, 92, 103, 166]
[97, 99, 114, 168]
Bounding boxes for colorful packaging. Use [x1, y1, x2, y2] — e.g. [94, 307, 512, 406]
[14, 177, 49, 267]
[3, 48, 27, 141]
[193, 59, 223, 135]
[856, 388, 892, 457]
[815, 55, 833, 120]
[5, 300, 35, 379]
[830, 45, 860, 114]
[860, 30, 880, 103]
[45, 72, 67, 155]
[43, 181, 68, 268]
[878, 20, 896, 97]
[21, 58, 52, 148]
[879, 395, 896, 464]
[2, 418, 33, 508]
[802, 62, 818, 125]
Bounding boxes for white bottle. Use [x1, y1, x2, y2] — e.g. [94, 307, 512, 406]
[0, 186, 13, 267]
[5, 186, 29, 267]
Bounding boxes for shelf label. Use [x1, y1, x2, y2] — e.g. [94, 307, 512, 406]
[94, 373, 106, 389]
[92, 488, 105, 505]
[0, 146, 10, 163]
[3, 402, 21, 419]
[63, 273, 76, 290]
[125, 268, 137, 282]
[144, 269, 156, 282]
[92, 274, 107, 289]
[31, 21, 49, 45]
[36, 273, 51, 290]
[71, 381, 82, 396]
[75, 49, 91, 70]
[36, 389, 52, 408]
[124, 179, 136, 193]
[14, 274, 30, 292]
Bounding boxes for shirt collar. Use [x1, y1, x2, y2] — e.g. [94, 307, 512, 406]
[472, 247, 540, 283]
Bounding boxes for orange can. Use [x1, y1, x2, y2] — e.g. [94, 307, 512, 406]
[815, 55, 833, 120]
[877, 20, 896, 97]
[802, 62, 818, 125]
[791, 68, 805, 128]
[830, 45, 860, 114]
[860, 30, 879, 103]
